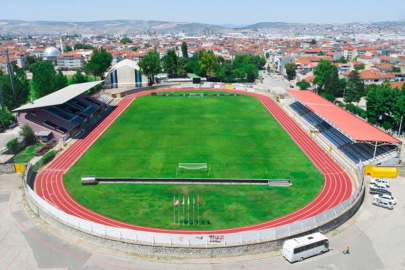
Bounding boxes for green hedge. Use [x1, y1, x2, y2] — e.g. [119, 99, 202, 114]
[33, 150, 58, 171]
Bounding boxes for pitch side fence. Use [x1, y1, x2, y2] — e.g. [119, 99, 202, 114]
[24, 164, 364, 247]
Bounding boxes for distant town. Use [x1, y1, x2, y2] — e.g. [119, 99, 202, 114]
[1, 19, 405, 131]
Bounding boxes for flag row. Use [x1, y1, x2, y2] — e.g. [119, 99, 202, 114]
[174, 195, 202, 206]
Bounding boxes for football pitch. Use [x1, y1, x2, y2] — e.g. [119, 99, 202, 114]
[64, 91, 324, 230]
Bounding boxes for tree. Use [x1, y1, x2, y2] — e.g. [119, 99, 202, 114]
[265, 52, 270, 59]
[297, 80, 310, 90]
[120, 37, 132, 44]
[53, 70, 68, 90]
[285, 62, 296, 80]
[234, 55, 266, 70]
[85, 48, 112, 79]
[310, 39, 317, 44]
[366, 83, 400, 125]
[355, 64, 365, 70]
[31, 61, 68, 98]
[177, 57, 188, 78]
[219, 63, 234, 82]
[70, 69, 88, 84]
[0, 70, 30, 109]
[232, 68, 245, 82]
[23, 55, 40, 71]
[31, 61, 58, 97]
[366, 85, 380, 123]
[323, 65, 338, 93]
[382, 121, 393, 131]
[65, 45, 73, 52]
[132, 47, 138, 51]
[313, 59, 330, 90]
[181, 42, 189, 58]
[74, 43, 95, 50]
[217, 56, 225, 67]
[0, 110, 16, 127]
[334, 56, 348, 63]
[242, 63, 259, 82]
[392, 67, 401, 73]
[20, 124, 37, 145]
[266, 65, 271, 73]
[162, 50, 178, 78]
[344, 70, 365, 104]
[138, 50, 161, 85]
[6, 138, 18, 153]
[199, 51, 218, 78]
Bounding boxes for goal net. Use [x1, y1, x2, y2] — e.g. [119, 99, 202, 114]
[176, 163, 210, 177]
[188, 93, 204, 98]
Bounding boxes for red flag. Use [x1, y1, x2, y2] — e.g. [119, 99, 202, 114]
[197, 196, 202, 203]
[175, 199, 179, 206]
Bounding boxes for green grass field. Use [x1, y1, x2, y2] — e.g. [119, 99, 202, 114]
[64, 92, 324, 230]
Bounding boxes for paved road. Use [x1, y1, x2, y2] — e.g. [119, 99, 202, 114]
[255, 73, 289, 95]
[0, 125, 21, 150]
[1, 173, 405, 270]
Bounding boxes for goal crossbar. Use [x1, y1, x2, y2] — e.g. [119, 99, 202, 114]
[178, 163, 208, 170]
[176, 163, 210, 177]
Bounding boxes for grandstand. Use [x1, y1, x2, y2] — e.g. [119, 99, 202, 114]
[287, 90, 401, 165]
[14, 81, 109, 141]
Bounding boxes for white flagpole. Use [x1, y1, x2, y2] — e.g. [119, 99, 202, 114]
[178, 195, 180, 224]
[188, 196, 190, 226]
[182, 195, 185, 225]
[193, 196, 195, 226]
[198, 195, 200, 226]
[173, 195, 175, 224]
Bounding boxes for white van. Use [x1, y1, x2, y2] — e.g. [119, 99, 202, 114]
[283, 232, 329, 263]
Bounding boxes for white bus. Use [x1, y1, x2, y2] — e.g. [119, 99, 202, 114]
[282, 232, 329, 263]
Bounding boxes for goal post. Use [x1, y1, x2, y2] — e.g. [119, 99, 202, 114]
[176, 163, 210, 177]
[188, 93, 204, 98]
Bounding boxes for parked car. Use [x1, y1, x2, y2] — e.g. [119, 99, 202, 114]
[373, 194, 396, 205]
[370, 183, 389, 190]
[371, 178, 390, 188]
[369, 187, 392, 196]
[372, 198, 394, 210]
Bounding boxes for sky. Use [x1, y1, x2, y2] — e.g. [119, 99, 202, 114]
[1, 0, 404, 25]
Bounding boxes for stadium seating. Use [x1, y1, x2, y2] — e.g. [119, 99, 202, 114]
[290, 101, 397, 164]
[97, 94, 114, 104]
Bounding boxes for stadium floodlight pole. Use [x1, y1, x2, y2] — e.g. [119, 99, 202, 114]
[5, 49, 17, 107]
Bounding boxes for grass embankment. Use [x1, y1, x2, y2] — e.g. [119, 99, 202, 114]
[13, 143, 42, 163]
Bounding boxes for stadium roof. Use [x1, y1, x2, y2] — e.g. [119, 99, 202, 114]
[13, 81, 103, 112]
[287, 90, 401, 144]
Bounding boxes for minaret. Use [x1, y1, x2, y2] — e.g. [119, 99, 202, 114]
[60, 35, 64, 54]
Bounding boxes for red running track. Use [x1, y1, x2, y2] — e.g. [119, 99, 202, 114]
[35, 88, 352, 234]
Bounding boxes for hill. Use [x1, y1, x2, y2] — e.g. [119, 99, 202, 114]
[0, 19, 224, 35]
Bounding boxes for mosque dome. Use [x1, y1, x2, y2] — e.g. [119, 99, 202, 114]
[43, 46, 61, 58]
